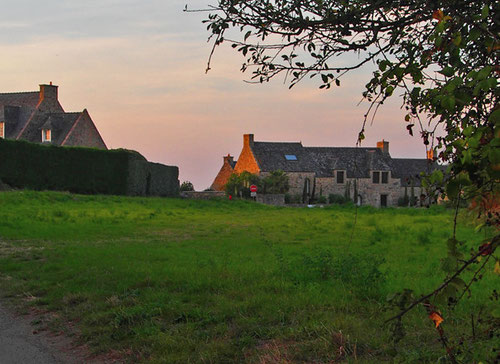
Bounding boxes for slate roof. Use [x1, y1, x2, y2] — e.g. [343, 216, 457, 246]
[391, 158, 437, 187]
[37, 113, 82, 145]
[0, 86, 105, 149]
[251, 140, 437, 186]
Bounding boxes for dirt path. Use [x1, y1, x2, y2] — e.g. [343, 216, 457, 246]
[0, 303, 84, 364]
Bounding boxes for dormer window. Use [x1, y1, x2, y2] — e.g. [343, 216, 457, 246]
[42, 129, 51, 143]
[0, 122, 4, 139]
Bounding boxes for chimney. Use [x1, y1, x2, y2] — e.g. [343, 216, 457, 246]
[243, 133, 254, 148]
[39, 83, 58, 103]
[224, 154, 234, 165]
[427, 149, 434, 160]
[377, 139, 389, 154]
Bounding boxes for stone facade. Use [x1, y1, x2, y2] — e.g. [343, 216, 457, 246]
[0, 83, 107, 149]
[211, 154, 236, 191]
[213, 134, 439, 207]
[256, 194, 285, 206]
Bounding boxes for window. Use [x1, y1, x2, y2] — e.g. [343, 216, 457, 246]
[372, 171, 380, 184]
[336, 171, 344, 184]
[42, 129, 51, 142]
[0, 122, 4, 139]
[285, 154, 297, 161]
[381, 171, 389, 184]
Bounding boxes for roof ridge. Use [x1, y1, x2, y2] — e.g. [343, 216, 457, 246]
[305, 146, 375, 149]
[254, 141, 301, 144]
[0, 91, 39, 95]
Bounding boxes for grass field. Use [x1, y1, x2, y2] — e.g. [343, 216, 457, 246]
[0, 191, 497, 363]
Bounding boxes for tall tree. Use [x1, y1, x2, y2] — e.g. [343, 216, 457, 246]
[194, 0, 499, 360]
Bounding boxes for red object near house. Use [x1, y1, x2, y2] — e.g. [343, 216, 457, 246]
[250, 185, 257, 193]
[229, 194, 232, 200]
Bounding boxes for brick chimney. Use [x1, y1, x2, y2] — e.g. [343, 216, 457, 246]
[427, 149, 434, 160]
[377, 139, 389, 154]
[224, 154, 234, 165]
[243, 134, 254, 148]
[39, 83, 58, 103]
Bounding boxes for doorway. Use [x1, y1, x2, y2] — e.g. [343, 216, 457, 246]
[380, 194, 387, 207]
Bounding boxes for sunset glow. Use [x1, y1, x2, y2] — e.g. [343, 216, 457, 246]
[2, 0, 429, 189]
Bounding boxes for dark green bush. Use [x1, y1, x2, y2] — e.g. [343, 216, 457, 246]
[0, 139, 136, 195]
[329, 194, 349, 204]
[317, 195, 327, 204]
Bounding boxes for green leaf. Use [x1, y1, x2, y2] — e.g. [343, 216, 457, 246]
[488, 148, 500, 164]
[477, 66, 492, 80]
[461, 149, 472, 164]
[431, 170, 444, 184]
[385, 86, 394, 96]
[469, 28, 481, 42]
[441, 95, 456, 112]
[441, 256, 457, 274]
[440, 67, 454, 77]
[489, 109, 500, 124]
[481, 4, 489, 19]
[446, 180, 460, 198]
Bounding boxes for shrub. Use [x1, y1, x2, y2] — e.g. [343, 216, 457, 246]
[180, 181, 194, 192]
[329, 194, 348, 204]
[397, 196, 409, 207]
[317, 195, 327, 204]
[0, 139, 131, 195]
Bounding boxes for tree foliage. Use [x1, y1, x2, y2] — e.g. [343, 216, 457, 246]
[196, 0, 499, 360]
[180, 181, 195, 192]
[225, 170, 289, 197]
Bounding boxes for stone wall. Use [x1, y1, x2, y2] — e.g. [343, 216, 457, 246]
[256, 194, 285, 206]
[127, 158, 179, 197]
[181, 191, 226, 200]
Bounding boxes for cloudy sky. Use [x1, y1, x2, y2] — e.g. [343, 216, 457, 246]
[1, 0, 429, 189]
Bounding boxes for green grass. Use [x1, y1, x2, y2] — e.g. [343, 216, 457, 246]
[0, 190, 496, 363]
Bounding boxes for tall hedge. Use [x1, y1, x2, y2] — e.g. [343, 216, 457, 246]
[0, 139, 140, 195]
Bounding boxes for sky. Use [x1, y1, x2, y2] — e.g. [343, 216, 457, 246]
[1, 0, 430, 190]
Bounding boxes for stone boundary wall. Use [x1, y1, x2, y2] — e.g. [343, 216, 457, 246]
[256, 194, 285, 206]
[181, 191, 226, 200]
[127, 159, 179, 197]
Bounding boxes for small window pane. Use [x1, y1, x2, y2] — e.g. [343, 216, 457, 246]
[337, 171, 344, 184]
[382, 171, 389, 184]
[0, 122, 4, 139]
[372, 171, 380, 183]
[285, 154, 297, 161]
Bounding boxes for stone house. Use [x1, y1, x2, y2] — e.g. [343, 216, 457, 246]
[212, 134, 439, 207]
[210, 154, 236, 191]
[0, 83, 106, 149]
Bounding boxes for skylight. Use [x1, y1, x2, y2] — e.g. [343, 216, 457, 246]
[285, 154, 297, 161]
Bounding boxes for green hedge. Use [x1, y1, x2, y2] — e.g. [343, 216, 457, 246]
[0, 139, 142, 195]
